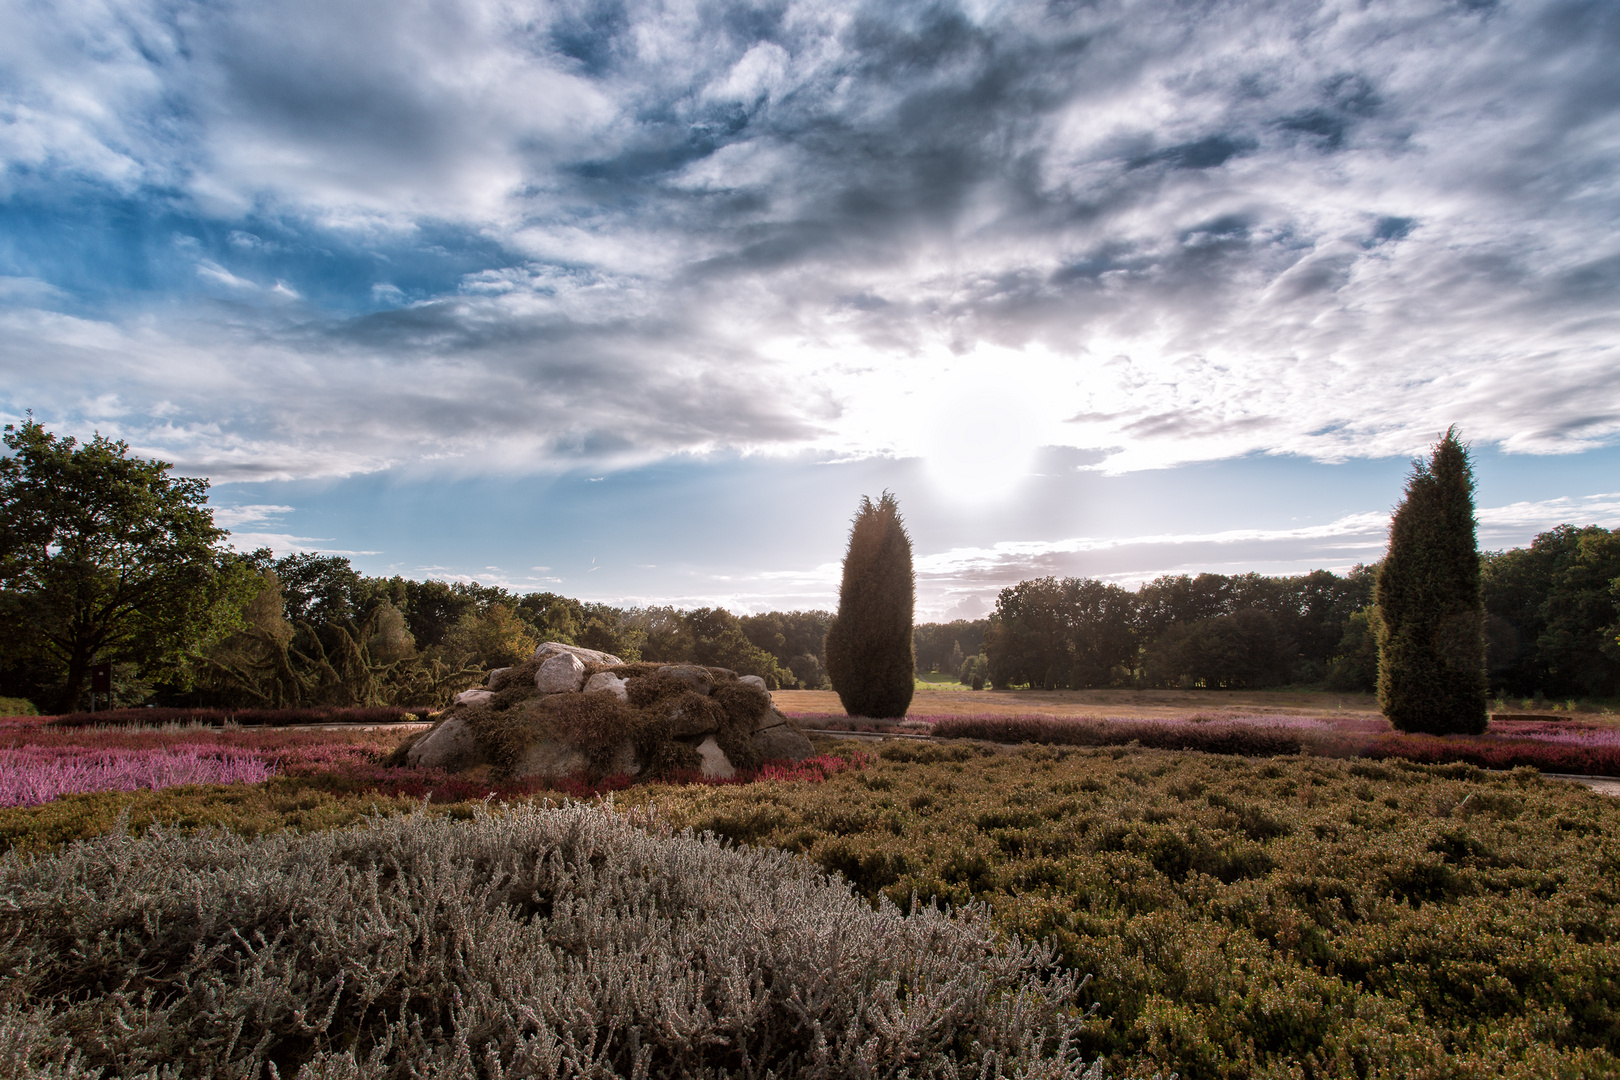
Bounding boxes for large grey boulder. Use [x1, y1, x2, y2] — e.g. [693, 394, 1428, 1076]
[485, 667, 512, 688]
[536, 652, 588, 693]
[453, 688, 494, 707]
[694, 736, 735, 779]
[752, 725, 814, 762]
[533, 642, 624, 667]
[751, 707, 814, 762]
[669, 700, 719, 737]
[584, 671, 629, 700]
[658, 664, 713, 696]
[512, 740, 589, 780]
[407, 716, 489, 771]
[738, 675, 768, 692]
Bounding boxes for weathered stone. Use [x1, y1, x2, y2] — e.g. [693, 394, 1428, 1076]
[584, 672, 629, 700]
[453, 688, 494, 707]
[693, 735, 735, 779]
[532, 641, 624, 667]
[607, 739, 641, 778]
[406, 716, 489, 770]
[535, 652, 588, 693]
[658, 664, 713, 695]
[753, 706, 791, 732]
[485, 667, 512, 689]
[512, 740, 589, 780]
[738, 675, 768, 693]
[668, 700, 719, 737]
[752, 722, 814, 763]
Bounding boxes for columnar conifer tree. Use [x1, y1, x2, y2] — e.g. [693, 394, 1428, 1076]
[1376, 428, 1488, 734]
[824, 491, 915, 718]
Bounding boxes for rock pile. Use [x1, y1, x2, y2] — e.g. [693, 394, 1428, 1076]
[396, 642, 815, 782]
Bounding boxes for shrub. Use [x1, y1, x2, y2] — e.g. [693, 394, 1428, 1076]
[641, 742, 1620, 1079]
[1377, 428, 1489, 734]
[46, 705, 428, 728]
[0, 802, 1100, 1079]
[825, 492, 916, 719]
[0, 746, 273, 807]
[0, 696, 37, 717]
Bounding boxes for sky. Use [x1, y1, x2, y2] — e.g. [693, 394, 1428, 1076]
[2, 0, 1617, 619]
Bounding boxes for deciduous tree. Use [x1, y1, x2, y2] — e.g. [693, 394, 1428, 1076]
[0, 419, 249, 711]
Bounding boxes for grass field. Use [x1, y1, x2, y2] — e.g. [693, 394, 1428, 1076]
[787, 685, 1388, 721]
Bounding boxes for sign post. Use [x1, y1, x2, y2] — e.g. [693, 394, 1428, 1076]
[90, 663, 113, 713]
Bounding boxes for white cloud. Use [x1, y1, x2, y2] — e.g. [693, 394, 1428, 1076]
[0, 0, 1616, 489]
[210, 504, 296, 529]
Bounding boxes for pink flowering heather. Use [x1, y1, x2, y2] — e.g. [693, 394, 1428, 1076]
[0, 747, 274, 807]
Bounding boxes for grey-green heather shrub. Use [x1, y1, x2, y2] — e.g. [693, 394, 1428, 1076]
[0, 802, 1102, 1080]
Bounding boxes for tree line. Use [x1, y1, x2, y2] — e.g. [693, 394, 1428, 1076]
[953, 526, 1618, 699]
[3, 419, 1615, 713]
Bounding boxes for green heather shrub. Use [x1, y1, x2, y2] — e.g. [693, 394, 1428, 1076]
[0, 779, 429, 857]
[634, 742, 1620, 1080]
[0, 696, 37, 717]
[824, 492, 916, 718]
[0, 802, 1102, 1079]
[1378, 428, 1489, 734]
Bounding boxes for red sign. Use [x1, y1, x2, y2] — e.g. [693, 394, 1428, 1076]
[91, 663, 113, 694]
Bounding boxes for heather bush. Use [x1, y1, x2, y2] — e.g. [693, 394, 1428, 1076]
[0, 697, 37, 717]
[825, 492, 916, 719]
[637, 742, 1620, 1079]
[0, 802, 1102, 1079]
[47, 704, 429, 728]
[0, 746, 273, 806]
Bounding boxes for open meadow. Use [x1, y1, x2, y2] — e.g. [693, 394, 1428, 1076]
[779, 684, 1387, 722]
[4, 705, 1620, 1078]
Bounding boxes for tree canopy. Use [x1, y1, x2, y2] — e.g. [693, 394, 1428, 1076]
[0, 419, 250, 711]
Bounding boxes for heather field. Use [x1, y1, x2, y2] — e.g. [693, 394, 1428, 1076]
[5, 710, 1620, 1077]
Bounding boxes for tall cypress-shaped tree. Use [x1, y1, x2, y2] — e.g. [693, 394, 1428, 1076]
[1376, 428, 1488, 734]
[824, 492, 915, 718]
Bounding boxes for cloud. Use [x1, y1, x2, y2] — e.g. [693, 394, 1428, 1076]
[210, 504, 296, 529]
[0, 0, 1615, 485]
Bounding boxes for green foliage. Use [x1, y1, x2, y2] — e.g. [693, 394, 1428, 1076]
[1483, 524, 1620, 698]
[1142, 608, 1293, 689]
[788, 651, 831, 689]
[1325, 607, 1381, 691]
[644, 742, 1620, 1080]
[914, 618, 989, 675]
[0, 418, 255, 712]
[825, 492, 916, 718]
[0, 696, 37, 716]
[0, 803, 1100, 1079]
[199, 589, 480, 709]
[0, 776, 428, 857]
[683, 607, 792, 687]
[979, 568, 1377, 692]
[1378, 429, 1489, 734]
[442, 601, 540, 669]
